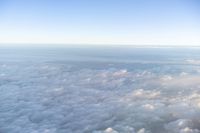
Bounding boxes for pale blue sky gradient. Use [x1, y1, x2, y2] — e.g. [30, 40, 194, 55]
[0, 0, 200, 46]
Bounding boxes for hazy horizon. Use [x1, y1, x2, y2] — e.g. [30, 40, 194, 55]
[1, 43, 200, 48]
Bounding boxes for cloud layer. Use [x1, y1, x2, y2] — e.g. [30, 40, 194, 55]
[1, 48, 200, 133]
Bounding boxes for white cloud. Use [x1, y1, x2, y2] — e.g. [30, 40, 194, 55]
[1, 50, 200, 133]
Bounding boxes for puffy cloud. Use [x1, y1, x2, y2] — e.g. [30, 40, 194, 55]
[1, 51, 200, 133]
[186, 59, 200, 65]
[164, 119, 200, 133]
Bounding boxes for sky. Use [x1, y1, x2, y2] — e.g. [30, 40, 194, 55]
[0, 0, 200, 46]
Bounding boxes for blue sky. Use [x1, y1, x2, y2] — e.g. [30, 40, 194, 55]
[0, 0, 199, 46]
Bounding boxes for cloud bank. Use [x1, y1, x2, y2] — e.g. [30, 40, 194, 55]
[1, 48, 200, 133]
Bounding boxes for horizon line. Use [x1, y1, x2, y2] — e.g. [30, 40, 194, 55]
[0, 43, 200, 48]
